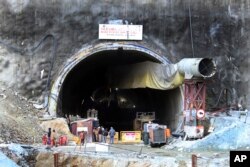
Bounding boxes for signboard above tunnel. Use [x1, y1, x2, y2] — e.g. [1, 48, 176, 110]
[99, 24, 143, 40]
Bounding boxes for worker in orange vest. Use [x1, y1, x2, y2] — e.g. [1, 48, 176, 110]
[42, 134, 48, 145]
[51, 129, 57, 147]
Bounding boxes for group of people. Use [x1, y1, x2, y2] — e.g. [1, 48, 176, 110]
[93, 126, 116, 144]
[44, 126, 116, 146]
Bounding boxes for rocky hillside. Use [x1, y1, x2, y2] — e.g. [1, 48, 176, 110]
[0, 0, 249, 109]
[0, 81, 44, 144]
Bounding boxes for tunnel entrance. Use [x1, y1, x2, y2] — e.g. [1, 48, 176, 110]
[50, 43, 182, 131]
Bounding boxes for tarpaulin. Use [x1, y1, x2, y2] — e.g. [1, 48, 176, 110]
[106, 61, 184, 90]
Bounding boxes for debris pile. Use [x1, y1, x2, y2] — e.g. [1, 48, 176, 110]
[0, 82, 44, 144]
[0, 143, 38, 167]
[0, 151, 19, 167]
[191, 121, 250, 150]
[191, 112, 250, 150]
[165, 111, 250, 151]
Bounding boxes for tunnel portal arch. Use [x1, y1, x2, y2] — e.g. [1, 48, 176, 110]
[48, 42, 183, 131]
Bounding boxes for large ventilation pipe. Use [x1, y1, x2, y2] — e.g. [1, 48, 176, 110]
[177, 58, 216, 78]
[106, 58, 216, 90]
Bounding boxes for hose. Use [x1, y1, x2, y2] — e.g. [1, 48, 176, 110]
[0, 34, 58, 110]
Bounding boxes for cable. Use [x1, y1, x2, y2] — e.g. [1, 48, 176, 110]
[0, 40, 23, 53]
[189, 0, 195, 58]
[0, 34, 58, 110]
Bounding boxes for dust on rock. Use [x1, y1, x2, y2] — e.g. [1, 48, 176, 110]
[0, 82, 44, 145]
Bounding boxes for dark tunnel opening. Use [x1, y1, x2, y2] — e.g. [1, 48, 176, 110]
[57, 49, 182, 132]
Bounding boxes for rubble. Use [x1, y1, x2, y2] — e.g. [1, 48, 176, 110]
[40, 118, 72, 136]
[165, 111, 250, 151]
[0, 93, 6, 101]
[190, 111, 250, 150]
[0, 144, 39, 167]
[191, 122, 250, 150]
[0, 82, 44, 144]
[0, 151, 19, 167]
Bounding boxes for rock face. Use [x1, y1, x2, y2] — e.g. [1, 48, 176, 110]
[0, 81, 44, 144]
[0, 0, 249, 108]
[39, 118, 76, 141]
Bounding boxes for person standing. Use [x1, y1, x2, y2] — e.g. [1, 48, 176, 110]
[51, 129, 57, 147]
[103, 128, 108, 143]
[94, 127, 99, 142]
[92, 128, 97, 142]
[47, 128, 51, 145]
[79, 131, 85, 145]
[66, 114, 71, 132]
[98, 126, 103, 142]
[109, 127, 116, 144]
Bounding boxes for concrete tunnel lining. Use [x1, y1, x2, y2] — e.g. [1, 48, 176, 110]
[48, 42, 183, 131]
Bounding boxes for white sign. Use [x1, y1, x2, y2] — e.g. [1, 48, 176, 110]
[197, 109, 205, 119]
[99, 24, 143, 40]
[77, 127, 88, 132]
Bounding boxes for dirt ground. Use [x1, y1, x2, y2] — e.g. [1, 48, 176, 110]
[34, 143, 229, 167]
[0, 81, 44, 144]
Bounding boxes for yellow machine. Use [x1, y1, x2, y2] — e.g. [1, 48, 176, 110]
[133, 112, 155, 131]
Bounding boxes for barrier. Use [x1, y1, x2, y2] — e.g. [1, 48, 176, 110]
[120, 131, 141, 143]
[192, 154, 197, 167]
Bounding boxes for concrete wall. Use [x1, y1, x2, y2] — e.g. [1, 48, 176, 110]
[0, 0, 249, 108]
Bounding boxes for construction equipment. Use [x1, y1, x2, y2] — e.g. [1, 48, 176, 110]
[149, 125, 166, 147]
[133, 112, 155, 131]
[144, 123, 167, 147]
[70, 118, 99, 142]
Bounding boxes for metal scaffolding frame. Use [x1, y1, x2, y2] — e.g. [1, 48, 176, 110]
[184, 79, 206, 119]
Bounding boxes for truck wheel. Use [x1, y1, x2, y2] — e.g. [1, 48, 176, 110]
[150, 142, 156, 147]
